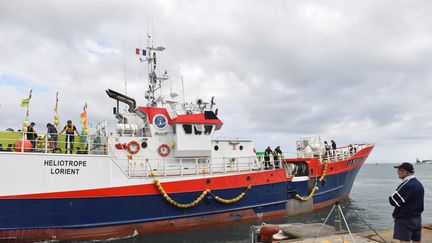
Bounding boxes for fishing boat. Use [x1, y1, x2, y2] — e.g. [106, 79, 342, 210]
[0, 40, 374, 242]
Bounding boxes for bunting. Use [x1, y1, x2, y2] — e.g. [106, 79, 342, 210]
[80, 103, 88, 134]
[54, 92, 59, 127]
[20, 90, 32, 107]
[21, 89, 32, 131]
[20, 98, 30, 107]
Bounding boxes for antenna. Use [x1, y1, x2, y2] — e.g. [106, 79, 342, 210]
[123, 39, 128, 95]
[197, 82, 200, 99]
[142, 34, 166, 107]
[181, 75, 185, 105]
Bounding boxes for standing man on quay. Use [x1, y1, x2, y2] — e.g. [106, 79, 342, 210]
[389, 162, 424, 243]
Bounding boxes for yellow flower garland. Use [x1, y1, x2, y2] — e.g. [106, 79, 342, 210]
[151, 172, 252, 208]
[295, 162, 328, 201]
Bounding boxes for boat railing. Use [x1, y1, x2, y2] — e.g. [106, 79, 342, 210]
[296, 143, 368, 163]
[122, 155, 282, 178]
[0, 131, 107, 155]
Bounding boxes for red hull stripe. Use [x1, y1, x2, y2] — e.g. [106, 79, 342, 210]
[0, 146, 373, 199]
[0, 170, 286, 199]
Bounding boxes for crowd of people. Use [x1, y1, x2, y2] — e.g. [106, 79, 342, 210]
[25, 120, 80, 153]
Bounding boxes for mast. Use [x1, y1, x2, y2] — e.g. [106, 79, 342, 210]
[143, 35, 166, 107]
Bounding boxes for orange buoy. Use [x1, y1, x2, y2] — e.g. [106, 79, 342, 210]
[158, 144, 170, 157]
[260, 224, 281, 243]
[127, 141, 140, 154]
[14, 139, 32, 152]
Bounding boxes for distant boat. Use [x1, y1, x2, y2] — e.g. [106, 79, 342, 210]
[416, 158, 432, 164]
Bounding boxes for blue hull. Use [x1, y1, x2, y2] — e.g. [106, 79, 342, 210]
[0, 166, 361, 231]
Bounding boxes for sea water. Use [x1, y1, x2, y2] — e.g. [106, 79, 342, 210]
[116, 164, 432, 243]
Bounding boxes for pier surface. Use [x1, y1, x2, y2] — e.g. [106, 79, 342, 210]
[270, 223, 432, 243]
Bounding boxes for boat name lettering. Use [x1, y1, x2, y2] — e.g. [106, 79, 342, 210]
[347, 157, 362, 167]
[44, 159, 87, 175]
[44, 159, 87, 167]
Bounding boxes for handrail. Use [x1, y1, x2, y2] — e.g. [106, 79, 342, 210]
[1, 131, 371, 179]
[0, 131, 106, 155]
[121, 155, 277, 179]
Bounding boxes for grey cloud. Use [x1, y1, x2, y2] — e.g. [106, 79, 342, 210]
[1, 0, 432, 162]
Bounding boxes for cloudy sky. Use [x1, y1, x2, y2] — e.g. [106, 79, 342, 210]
[1, 0, 432, 163]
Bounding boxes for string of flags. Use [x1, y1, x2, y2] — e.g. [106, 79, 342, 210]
[20, 91, 89, 134]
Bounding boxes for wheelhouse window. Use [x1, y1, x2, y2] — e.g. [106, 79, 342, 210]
[194, 124, 204, 135]
[204, 125, 214, 135]
[183, 124, 192, 134]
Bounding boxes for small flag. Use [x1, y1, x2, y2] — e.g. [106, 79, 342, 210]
[80, 102, 88, 134]
[54, 92, 59, 113]
[80, 103, 87, 120]
[135, 48, 146, 56]
[20, 98, 29, 107]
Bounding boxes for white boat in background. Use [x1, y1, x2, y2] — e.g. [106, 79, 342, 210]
[416, 158, 432, 164]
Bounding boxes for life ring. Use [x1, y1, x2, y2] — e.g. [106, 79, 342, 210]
[127, 141, 141, 154]
[158, 144, 170, 157]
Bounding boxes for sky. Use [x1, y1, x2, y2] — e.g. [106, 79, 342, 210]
[1, 0, 432, 163]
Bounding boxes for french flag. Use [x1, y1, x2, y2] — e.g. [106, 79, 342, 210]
[136, 48, 146, 56]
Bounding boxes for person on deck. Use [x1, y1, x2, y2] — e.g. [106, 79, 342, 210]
[59, 120, 80, 153]
[46, 123, 58, 151]
[27, 122, 38, 151]
[273, 146, 282, 168]
[389, 162, 424, 243]
[324, 141, 331, 158]
[264, 146, 273, 169]
[331, 140, 337, 156]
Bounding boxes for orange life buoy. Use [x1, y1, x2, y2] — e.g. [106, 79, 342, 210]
[158, 144, 170, 157]
[127, 141, 140, 154]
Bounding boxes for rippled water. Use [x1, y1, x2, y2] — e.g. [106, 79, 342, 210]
[115, 163, 432, 243]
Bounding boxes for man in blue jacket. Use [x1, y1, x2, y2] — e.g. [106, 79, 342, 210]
[389, 162, 424, 243]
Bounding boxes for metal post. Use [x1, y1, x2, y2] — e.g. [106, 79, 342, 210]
[338, 204, 356, 243]
[66, 134, 70, 154]
[195, 158, 199, 175]
[164, 159, 167, 177]
[21, 132, 25, 153]
[180, 158, 183, 176]
[223, 157, 226, 173]
[145, 160, 148, 177]
[335, 205, 342, 231]
[127, 157, 130, 177]
[87, 134, 91, 154]
[209, 158, 213, 174]
[315, 204, 337, 238]
[237, 158, 240, 172]
[249, 157, 252, 172]
[45, 134, 48, 153]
